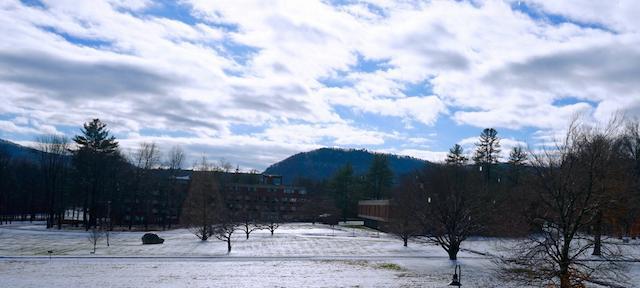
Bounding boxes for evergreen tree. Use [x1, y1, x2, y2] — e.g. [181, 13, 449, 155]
[72, 119, 119, 230]
[473, 128, 501, 179]
[331, 163, 355, 221]
[445, 144, 468, 166]
[508, 146, 527, 166]
[366, 154, 394, 199]
[507, 146, 528, 188]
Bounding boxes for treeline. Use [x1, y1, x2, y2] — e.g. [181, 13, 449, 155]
[296, 117, 640, 286]
[384, 118, 640, 288]
[0, 119, 189, 231]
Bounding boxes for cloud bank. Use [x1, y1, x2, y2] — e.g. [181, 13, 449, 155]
[0, 0, 638, 169]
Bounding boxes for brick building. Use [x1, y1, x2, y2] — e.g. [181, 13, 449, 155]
[357, 199, 391, 229]
[221, 173, 307, 221]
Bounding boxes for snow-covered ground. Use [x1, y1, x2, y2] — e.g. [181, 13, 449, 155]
[0, 222, 480, 257]
[0, 222, 639, 287]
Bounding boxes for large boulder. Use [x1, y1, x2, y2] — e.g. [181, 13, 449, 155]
[141, 233, 164, 245]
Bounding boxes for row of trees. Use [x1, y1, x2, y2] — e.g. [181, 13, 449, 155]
[180, 157, 284, 253]
[2, 116, 639, 286]
[327, 154, 394, 221]
[383, 118, 640, 287]
[0, 119, 189, 231]
[0, 118, 316, 247]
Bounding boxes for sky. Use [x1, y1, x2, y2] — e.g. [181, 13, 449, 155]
[1, 0, 639, 170]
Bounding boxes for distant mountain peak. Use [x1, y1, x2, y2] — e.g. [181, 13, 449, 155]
[264, 147, 432, 184]
[0, 138, 42, 163]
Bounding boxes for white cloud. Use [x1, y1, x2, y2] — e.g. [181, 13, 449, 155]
[0, 0, 638, 168]
[385, 148, 449, 163]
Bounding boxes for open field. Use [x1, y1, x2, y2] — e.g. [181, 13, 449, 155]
[1, 222, 639, 287]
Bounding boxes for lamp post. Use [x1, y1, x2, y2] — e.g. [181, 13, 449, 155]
[449, 264, 462, 287]
[106, 200, 111, 247]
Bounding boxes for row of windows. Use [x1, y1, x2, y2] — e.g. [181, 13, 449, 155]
[229, 186, 306, 194]
[229, 196, 300, 203]
[227, 204, 297, 211]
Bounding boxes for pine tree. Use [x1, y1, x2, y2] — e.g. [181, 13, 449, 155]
[473, 128, 501, 180]
[507, 146, 528, 185]
[445, 144, 468, 166]
[73, 119, 119, 154]
[72, 119, 119, 230]
[508, 146, 527, 166]
[331, 163, 355, 221]
[366, 154, 394, 199]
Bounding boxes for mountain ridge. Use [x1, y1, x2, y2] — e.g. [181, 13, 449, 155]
[263, 147, 432, 184]
[0, 138, 42, 163]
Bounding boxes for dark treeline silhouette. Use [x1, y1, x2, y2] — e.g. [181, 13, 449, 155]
[0, 119, 190, 231]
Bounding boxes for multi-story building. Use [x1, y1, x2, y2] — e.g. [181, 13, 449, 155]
[220, 173, 307, 221]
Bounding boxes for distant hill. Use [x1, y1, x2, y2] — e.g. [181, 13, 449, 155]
[263, 148, 432, 184]
[0, 139, 42, 163]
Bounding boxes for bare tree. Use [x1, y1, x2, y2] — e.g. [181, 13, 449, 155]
[216, 158, 233, 173]
[129, 142, 161, 230]
[615, 119, 640, 239]
[37, 135, 70, 229]
[386, 174, 423, 247]
[238, 209, 261, 240]
[213, 210, 238, 254]
[263, 192, 283, 237]
[167, 146, 185, 171]
[263, 217, 280, 236]
[500, 119, 630, 288]
[163, 145, 185, 229]
[182, 157, 220, 241]
[87, 228, 103, 254]
[417, 164, 483, 260]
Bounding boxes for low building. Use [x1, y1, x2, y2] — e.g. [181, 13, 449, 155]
[357, 199, 391, 229]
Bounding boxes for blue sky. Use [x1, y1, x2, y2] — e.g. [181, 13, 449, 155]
[1, 0, 639, 170]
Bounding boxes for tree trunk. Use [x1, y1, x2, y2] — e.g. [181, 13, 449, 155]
[592, 211, 602, 256]
[246, 231, 249, 239]
[560, 267, 570, 288]
[201, 225, 208, 241]
[447, 244, 459, 260]
[403, 237, 408, 247]
[83, 192, 89, 231]
[57, 210, 63, 229]
[29, 188, 35, 222]
[227, 237, 232, 253]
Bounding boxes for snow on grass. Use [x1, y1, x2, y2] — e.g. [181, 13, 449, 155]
[0, 258, 511, 287]
[1, 222, 639, 287]
[0, 222, 480, 257]
[0, 259, 414, 288]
